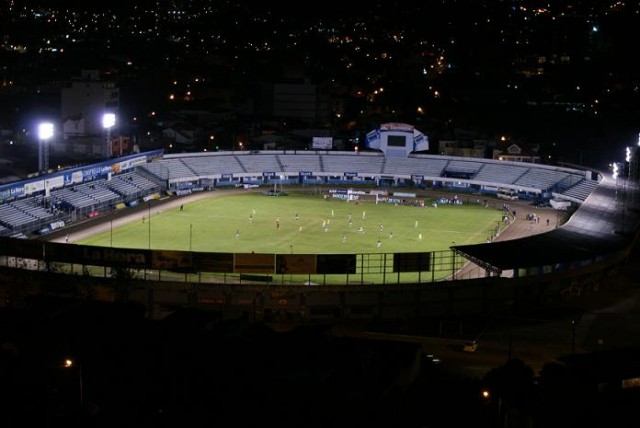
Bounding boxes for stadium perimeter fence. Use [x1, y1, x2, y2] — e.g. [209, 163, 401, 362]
[0, 235, 487, 286]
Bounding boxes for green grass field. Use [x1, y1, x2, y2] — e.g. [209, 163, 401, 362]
[79, 191, 506, 255]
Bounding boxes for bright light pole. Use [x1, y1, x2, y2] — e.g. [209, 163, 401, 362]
[102, 112, 116, 159]
[63, 358, 83, 407]
[38, 122, 54, 173]
[481, 389, 502, 427]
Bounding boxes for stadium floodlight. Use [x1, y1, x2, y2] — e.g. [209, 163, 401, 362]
[38, 122, 54, 173]
[103, 113, 116, 158]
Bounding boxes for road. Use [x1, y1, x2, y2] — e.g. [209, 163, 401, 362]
[328, 256, 640, 379]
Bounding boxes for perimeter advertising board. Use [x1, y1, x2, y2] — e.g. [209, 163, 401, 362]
[0, 236, 42, 258]
[316, 254, 357, 274]
[43, 242, 151, 268]
[276, 254, 316, 274]
[393, 252, 431, 272]
[194, 253, 234, 273]
[152, 250, 193, 269]
[234, 253, 276, 273]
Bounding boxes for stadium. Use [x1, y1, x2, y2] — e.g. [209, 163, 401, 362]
[0, 122, 639, 324]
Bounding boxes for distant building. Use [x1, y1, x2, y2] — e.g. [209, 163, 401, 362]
[438, 137, 541, 164]
[59, 70, 120, 158]
[438, 139, 489, 158]
[493, 140, 540, 163]
[161, 123, 199, 151]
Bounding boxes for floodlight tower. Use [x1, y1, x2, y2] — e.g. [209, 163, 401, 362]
[38, 122, 54, 173]
[627, 135, 640, 207]
[630, 134, 640, 183]
[102, 112, 116, 159]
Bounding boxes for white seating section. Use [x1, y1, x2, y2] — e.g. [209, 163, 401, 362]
[144, 153, 590, 198]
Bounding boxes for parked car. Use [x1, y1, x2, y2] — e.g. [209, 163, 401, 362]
[462, 341, 478, 352]
[425, 353, 442, 365]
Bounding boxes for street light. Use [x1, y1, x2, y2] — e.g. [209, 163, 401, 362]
[481, 389, 503, 427]
[38, 122, 54, 173]
[102, 112, 116, 159]
[63, 358, 83, 407]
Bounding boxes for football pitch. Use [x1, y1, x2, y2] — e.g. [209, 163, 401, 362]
[79, 191, 506, 255]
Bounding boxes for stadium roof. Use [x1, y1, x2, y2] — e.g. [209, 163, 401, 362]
[452, 175, 638, 272]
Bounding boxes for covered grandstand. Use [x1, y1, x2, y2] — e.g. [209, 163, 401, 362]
[453, 174, 639, 276]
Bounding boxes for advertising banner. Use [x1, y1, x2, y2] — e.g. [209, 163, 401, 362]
[393, 252, 431, 272]
[152, 250, 193, 269]
[312, 137, 333, 150]
[276, 254, 316, 274]
[0, 236, 42, 258]
[234, 253, 275, 273]
[316, 254, 356, 274]
[77, 246, 150, 268]
[194, 253, 234, 273]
